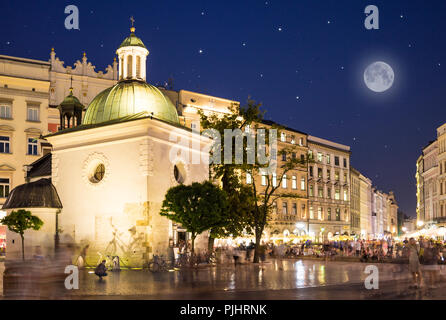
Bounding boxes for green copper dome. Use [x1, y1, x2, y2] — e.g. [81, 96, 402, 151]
[83, 80, 179, 125]
[118, 30, 146, 49]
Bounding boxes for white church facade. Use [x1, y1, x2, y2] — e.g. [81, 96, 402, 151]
[2, 26, 211, 266]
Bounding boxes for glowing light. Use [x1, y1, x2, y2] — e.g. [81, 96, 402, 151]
[417, 220, 424, 227]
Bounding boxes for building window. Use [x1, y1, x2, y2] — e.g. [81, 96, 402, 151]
[327, 187, 331, 199]
[272, 201, 277, 214]
[335, 189, 340, 200]
[0, 104, 12, 119]
[0, 178, 10, 198]
[301, 177, 305, 190]
[291, 136, 295, 144]
[272, 173, 277, 187]
[327, 208, 332, 220]
[271, 148, 277, 160]
[326, 154, 331, 164]
[318, 207, 323, 220]
[344, 158, 347, 168]
[27, 106, 39, 122]
[281, 132, 286, 142]
[0, 136, 10, 153]
[301, 204, 306, 218]
[309, 185, 314, 197]
[318, 168, 322, 178]
[344, 172, 348, 183]
[309, 206, 314, 219]
[299, 138, 303, 146]
[345, 210, 349, 222]
[335, 156, 340, 166]
[282, 202, 288, 214]
[335, 171, 340, 181]
[282, 175, 287, 188]
[261, 174, 267, 186]
[318, 187, 323, 198]
[246, 172, 252, 184]
[292, 203, 297, 215]
[308, 150, 313, 160]
[282, 152, 287, 161]
[326, 169, 331, 179]
[292, 176, 297, 189]
[27, 138, 38, 155]
[344, 190, 348, 201]
[318, 152, 323, 162]
[300, 154, 305, 162]
[336, 208, 341, 221]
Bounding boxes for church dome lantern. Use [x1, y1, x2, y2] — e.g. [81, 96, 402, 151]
[83, 18, 180, 126]
[58, 83, 85, 130]
[116, 18, 149, 81]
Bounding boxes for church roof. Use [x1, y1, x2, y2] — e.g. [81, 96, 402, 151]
[26, 153, 52, 179]
[83, 80, 179, 125]
[118, 28, 146, 49]
[2, 178, 62, 209]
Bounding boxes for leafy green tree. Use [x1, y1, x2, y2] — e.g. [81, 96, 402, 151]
[199, 100, 262, 249]
[160, 181, 229, 255]
[200, 98, 310, 262]
[0, 209, 44, 261]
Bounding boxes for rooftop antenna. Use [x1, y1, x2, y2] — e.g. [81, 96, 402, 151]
[69, 76, 73, 94]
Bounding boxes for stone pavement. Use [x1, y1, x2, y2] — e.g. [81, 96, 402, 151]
[2, 259, 446, 299]
[72, 259, 412, 299]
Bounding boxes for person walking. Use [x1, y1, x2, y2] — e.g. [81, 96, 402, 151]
[408, 238, 422, 289]
[423, 240, 440, 289]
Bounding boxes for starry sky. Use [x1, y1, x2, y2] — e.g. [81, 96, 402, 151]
[1, 0, 446, 216]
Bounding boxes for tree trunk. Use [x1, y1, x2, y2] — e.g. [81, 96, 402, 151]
[191, 235, 196, 267]
[208, 236, 215, 253]
[21, 234, 25, 261]
[253, 229, 262, 263]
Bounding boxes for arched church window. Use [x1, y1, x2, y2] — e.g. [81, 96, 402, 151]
[127, 55, 133, 79]
[136, 56, 141, 79]
[119, 57, 124, 80]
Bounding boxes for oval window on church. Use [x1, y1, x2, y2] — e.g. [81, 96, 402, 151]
[90, 163, 105, 183]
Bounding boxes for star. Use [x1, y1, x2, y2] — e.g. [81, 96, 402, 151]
[340, 66, 344, 70]
[199, 49, 203, 54]
[278, 27, 283, 31]
[242, 42, 246, 47]
[6, 41, 10, 45]
[296, 96, 300, 100]
[438, 63, 441, 67]
[260, 74, 264, 78]
[100, 44, 104, 48]
[400, 15, 404, 19]
[201, 11, 205, 16]
[408, 43, 412, 48]
[327, 20, 331, 24]
[353, 137, 356, 141]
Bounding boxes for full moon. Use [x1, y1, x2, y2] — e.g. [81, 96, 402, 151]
[364, 61, 394, 92]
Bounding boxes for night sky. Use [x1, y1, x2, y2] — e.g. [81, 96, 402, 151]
[1, 0, 446, 216]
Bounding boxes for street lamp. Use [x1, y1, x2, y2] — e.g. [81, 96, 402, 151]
[402, 227, 407, 232]
[417, 220, 424, 228]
